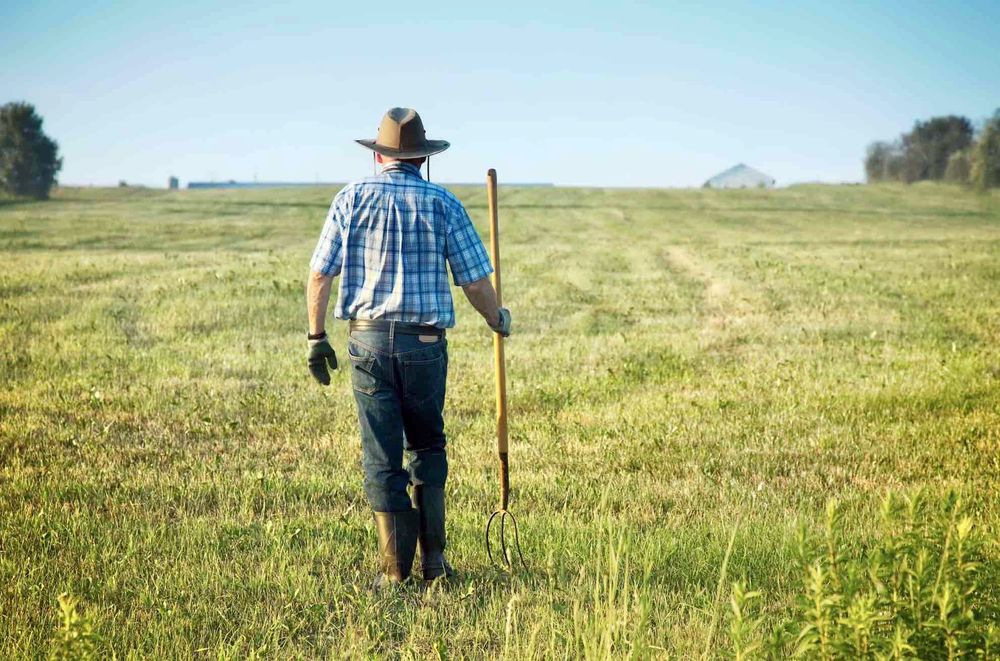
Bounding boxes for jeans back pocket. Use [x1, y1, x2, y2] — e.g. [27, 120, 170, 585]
[401, 346, 447, 405]
[347, 341, 380, 396]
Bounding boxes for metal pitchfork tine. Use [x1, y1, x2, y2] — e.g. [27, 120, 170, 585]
[484, 168, 526, 571]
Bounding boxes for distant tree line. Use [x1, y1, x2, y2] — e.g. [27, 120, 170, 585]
[865, 110, 1000, 189]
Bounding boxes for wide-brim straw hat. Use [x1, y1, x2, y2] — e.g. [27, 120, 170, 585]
[356, 107, 450, 159]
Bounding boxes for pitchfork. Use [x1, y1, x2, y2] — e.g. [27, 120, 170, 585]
[484, 168, 526, 570]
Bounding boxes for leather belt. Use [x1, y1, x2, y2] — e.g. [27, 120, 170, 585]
[349, 319, 445, 337]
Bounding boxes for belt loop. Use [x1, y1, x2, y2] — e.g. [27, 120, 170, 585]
[389, 320, 395, 349]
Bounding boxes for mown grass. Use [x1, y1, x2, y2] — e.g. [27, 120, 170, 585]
[1, 182, 999, 658]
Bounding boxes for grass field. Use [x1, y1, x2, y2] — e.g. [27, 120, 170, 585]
[2, 182, 999, 658]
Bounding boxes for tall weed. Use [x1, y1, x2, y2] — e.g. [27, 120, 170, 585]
[726, 491, 999, 659]
[48, 593, 98, 661]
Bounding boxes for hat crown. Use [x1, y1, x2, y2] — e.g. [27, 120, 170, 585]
[356, 107, 449, 159]
[376, 107, 426, 151]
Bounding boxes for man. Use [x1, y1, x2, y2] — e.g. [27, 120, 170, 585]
[305, 107, 512, 586]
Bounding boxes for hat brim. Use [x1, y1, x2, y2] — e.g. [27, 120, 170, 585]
[355, 139, 450, 159]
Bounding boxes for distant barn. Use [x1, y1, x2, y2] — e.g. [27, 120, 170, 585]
[703, 164, 775, 189]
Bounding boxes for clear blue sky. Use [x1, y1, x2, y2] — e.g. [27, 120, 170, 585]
[3, 1, 998, 187]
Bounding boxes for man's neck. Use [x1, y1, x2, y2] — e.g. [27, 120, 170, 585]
[381, 160, 423, 177]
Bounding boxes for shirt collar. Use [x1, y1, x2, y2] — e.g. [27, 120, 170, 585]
[380, 161, 423, 178]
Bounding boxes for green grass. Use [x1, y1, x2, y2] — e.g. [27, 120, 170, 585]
[1, 182, 999, 658]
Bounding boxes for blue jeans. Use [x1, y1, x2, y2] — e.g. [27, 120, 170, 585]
[347, 328, 449, 512]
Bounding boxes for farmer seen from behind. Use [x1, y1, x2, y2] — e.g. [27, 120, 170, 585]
[305, 107, 512, 587]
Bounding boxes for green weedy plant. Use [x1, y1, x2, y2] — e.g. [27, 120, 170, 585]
[728, 491, 999, 659]
[48, 593, 98, 661]
[728, 581, 764, 660]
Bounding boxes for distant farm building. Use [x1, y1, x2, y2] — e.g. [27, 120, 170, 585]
[703, 164, 775, 189]
[168, 176, 179, 190]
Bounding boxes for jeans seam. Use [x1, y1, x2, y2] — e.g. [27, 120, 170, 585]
[394, 339, 447, 360]
[403, 354, 445, 366]
[348, 335, 388, 356]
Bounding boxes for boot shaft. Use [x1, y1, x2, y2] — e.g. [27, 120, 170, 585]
[411, 485, 451, 580]
[373, 509, 419, 583]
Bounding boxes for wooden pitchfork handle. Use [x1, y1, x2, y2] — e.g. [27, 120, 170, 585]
[487, 169, 510, 511]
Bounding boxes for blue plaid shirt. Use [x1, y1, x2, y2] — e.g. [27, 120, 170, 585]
[310, 161, 493, 329]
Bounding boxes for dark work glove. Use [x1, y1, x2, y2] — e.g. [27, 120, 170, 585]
[490, 307, 512, 337]
[308, 335, 337, 385]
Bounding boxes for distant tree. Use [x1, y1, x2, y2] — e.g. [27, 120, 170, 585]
[864, 141, 905, 182]
[944, 149, 972, 184]
[865, 142, 891, 182]
[899, 115, 973, 182]
[0, 102, 62, 199]
[885, 149, 906, 181]
[970, 110, 1000, 190]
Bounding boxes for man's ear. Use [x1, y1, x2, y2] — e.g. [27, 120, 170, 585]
[375, 152, 384, 164]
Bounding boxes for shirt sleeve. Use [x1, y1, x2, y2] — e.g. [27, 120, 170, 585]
[444, 197, 493, 286]
[309, 187, 352, 277]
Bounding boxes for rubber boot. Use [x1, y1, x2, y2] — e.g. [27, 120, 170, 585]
[411, 485, 455, 581]
[372, 510, 419, 588]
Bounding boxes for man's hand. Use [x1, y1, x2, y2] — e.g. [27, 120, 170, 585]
[306, 271, 336, 384]
[461, 277, 512, 336]
[308, 335, 338, 385]
[490, 307, 512, 337]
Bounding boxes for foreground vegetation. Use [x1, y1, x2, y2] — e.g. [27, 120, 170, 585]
[2, 182, 999, 657]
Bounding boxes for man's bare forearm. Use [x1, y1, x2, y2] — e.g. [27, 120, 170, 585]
[461, 277, 500, 327]
[307, 270, 334, 335]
